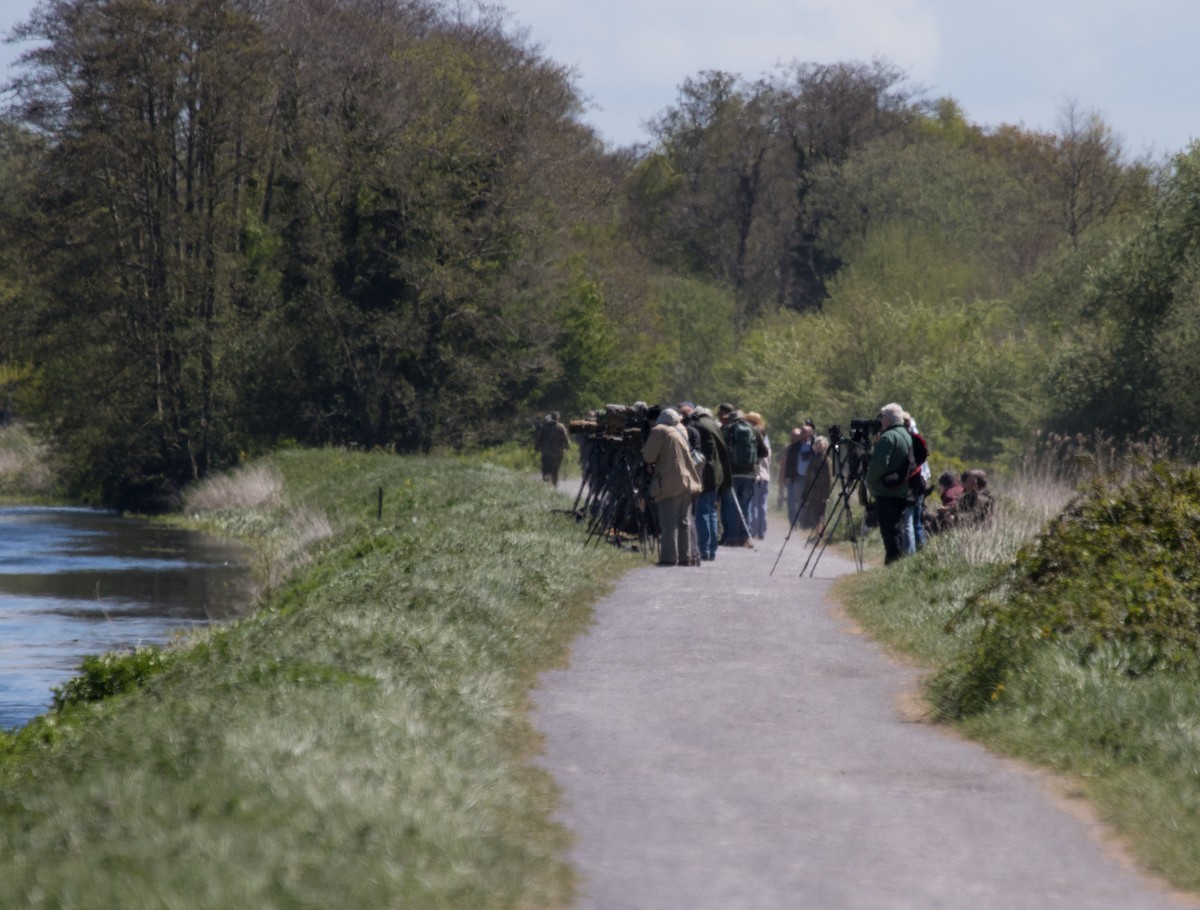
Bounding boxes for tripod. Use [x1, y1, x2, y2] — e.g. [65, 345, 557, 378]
[800, 439, 871, 577]
[771, 431, 872, 577]
[770, 441, 835, 575]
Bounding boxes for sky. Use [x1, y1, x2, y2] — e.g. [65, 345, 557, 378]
[2, 0, 1197, 160]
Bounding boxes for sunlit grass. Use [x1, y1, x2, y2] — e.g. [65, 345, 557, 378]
[0, 449, 631, 909]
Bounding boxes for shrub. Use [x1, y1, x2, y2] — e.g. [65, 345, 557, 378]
[935, 462, 1200, 717]
[51, 647, 174, 710]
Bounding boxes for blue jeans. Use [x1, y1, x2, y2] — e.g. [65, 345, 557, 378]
[901, 500, 927, 554]
[750, 479, 769, 538]
[696, 491, 719, 559]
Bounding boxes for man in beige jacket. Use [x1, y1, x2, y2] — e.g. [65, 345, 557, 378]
[642, 408, 702, 566]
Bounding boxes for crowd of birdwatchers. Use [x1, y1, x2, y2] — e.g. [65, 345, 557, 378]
[534, 400, 994, 567]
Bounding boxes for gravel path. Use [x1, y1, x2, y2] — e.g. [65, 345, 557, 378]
[532, 513, 1198, 910]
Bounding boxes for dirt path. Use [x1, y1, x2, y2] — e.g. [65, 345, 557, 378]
[532, 512, 1197, 910]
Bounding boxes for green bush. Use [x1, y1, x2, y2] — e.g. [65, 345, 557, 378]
[50, 647, 174, 711]
[935, 462, 1200, 717]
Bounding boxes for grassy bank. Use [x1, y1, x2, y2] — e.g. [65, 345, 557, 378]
[837, 466, 1200, 895]
[0, 449, 631, 909]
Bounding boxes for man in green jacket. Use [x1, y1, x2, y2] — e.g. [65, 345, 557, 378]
[865, 402, 913, 564]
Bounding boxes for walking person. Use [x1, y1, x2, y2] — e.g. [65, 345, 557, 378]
[534, 412, 570, 487]
[642, 408, 703, 566]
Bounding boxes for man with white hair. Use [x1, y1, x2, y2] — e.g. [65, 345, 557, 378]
[865, 402, 914, 564]
[643, 407, 703, 566]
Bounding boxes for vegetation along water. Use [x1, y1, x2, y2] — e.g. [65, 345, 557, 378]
[0, 505, 250, 729]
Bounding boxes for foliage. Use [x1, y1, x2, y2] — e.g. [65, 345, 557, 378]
[0, 0, 1165, 508]
[1042, 145, 1200, 439]
[729, 257, 1042, 464]
[652, 274, 739, 405]
[935, 462, 1200, 718]
[636, 61, 922, 320]
[0, 0, 633, 507]
[50, 648, 174, 711]
[0, 421, 56, 500]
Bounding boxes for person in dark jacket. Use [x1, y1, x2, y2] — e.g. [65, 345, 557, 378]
[533, 412, 571, 487]
[865, 402, 914, 564]
[800, 435, 835, 538]
[683, 405, 732, 561]
[781, 423, 816, 527]
[721, 409, 768, 547]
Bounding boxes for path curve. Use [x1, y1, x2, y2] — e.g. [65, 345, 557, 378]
[533, 515, 1197, 910]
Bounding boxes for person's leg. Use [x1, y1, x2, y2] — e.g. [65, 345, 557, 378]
[656, 496, 682, 564]
[875, 497, 908, 564]
[786, 478, 801, 527]
[752, 480, 768, 538]
[900, 502, 917, 555]
[696, 491, 718, 559]
[676, 494, 696, 564]
[720, 488, 737, 545]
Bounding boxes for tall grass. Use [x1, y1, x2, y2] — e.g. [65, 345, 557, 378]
[0, 449, 631, 909]
[181, 463, 333, 600]
[0, 422, 56, 500]
[838, 436, 1200, 894]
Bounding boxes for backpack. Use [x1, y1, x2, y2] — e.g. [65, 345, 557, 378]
[728, 419, 757, 470]
[910, 431, 928, 467]
[907, 430, 929, 496]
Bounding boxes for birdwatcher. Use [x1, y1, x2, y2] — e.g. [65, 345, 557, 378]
[865, 402, 914, 564]
[534, 412, 570, 487]
[642, 408, 703, 566]
[682, 405, 731, 562]
[951, 469, 995, 528]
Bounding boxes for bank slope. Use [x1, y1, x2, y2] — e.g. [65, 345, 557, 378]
[0, 450, 629, 910]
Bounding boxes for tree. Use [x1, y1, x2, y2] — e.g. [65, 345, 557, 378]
[1054, 100, 1143, 248]
[1044, 145, 1200, 439]
[10, 0, 274, 506]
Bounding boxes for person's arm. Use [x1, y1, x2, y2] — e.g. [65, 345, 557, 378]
[642, 428, 664, 466]
[866, 432, 895, 491]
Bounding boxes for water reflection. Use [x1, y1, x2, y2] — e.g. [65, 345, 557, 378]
[0, 507, 251, 729]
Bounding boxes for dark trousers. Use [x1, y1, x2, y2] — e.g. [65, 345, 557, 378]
[874, 496, 909, 564]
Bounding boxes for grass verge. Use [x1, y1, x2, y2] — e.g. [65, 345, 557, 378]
[0, 448, 633, 909]
[836, 469, 1200, 896]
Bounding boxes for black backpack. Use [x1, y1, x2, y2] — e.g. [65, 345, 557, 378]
[907, 430, 929, 496]
[728, 419, 757, 471]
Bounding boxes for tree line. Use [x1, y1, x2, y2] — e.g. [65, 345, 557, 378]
[0, 0, 1194, 509]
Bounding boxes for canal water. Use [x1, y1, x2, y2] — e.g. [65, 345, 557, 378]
[0, 506, 251, 730]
